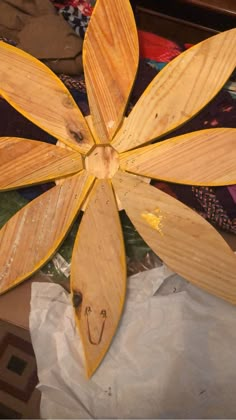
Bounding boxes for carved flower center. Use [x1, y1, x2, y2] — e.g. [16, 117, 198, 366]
[85, 145, 119, 179]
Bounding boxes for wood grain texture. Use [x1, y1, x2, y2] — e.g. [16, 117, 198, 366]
[113, 170, 236, 304]
[85, 145, 119, 179]
[71, 179, 126, 377]
[83, 0, 139, 143]
[0, 171, 94, 294]
[112, 28, 236, 153]
[0, 137, 83, 190]
[120, 128, 236, 186]
[0, 41, 94, 154]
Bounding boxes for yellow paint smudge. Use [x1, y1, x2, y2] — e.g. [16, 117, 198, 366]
[141, 209, 164, 235]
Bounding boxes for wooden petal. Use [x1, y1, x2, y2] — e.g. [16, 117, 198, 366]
[0, 171, 94, 294]
[120, 128, 236, 186]
[83, 0, 139, 143]
[71, 179, 126, 377]
[113, 170, 236, 304]
[0, 137, 83, 190]
[112, 29, 236, 152]
[0, 41, 94, 154]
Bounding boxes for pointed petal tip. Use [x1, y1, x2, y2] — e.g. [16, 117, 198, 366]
[113, 28, 236, 152]
[113, 170, 236, 305]
[0, 41, 94, 154]
[0, 172, 94, 295]
[0, 137, 84, 190]
[71, 180, 126, 376]
[120, 128, 236, 186]
[83, 0, 139, 142]
[74, 305, 114, 379]
[73, 310, 100, 379]
[84, 352, 103, 379]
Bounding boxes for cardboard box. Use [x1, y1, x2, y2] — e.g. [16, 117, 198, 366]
[0, 272, 51, 330]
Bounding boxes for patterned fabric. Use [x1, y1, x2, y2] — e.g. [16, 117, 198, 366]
[0, 321, 40, 419]
[59, 73, 86, 92]
[51, 0, 95, 38]
[193, 186, 236, 234]
[0, 36, 16, 46]
[138, 30, 183, 63]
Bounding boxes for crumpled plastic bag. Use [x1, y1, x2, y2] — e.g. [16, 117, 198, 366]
[30, 265, 236, 419]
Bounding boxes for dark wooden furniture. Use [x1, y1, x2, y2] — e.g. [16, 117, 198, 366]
[183, 0, 236, 17]
[134, 0, 236, 43]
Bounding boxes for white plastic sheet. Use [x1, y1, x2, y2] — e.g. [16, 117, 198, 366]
[30, 266, 236, 419]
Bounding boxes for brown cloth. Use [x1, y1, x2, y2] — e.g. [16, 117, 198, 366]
[0, 0, 83, 74]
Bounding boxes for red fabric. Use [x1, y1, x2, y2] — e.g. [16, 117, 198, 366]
[184, 43, 194, 49]
[138, 30, 182, 62]
[52, 0, 93, 16]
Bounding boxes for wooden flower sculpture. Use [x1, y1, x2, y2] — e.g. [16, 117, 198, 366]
[0, 0, 236, 377]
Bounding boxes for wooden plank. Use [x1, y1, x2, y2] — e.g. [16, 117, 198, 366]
[120, 128, 236, 186]
[183, 0, 236, 17]
[113, 170, 236, 304]
[0, 137, 83, 190]
[112, 28, 236, 152]
[136, 6, 217, 45]
[0, 41, 94, 154]
[83, 0, 139, 143]
[71, 179, 126, 377]
[0, 171, 94, 294]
